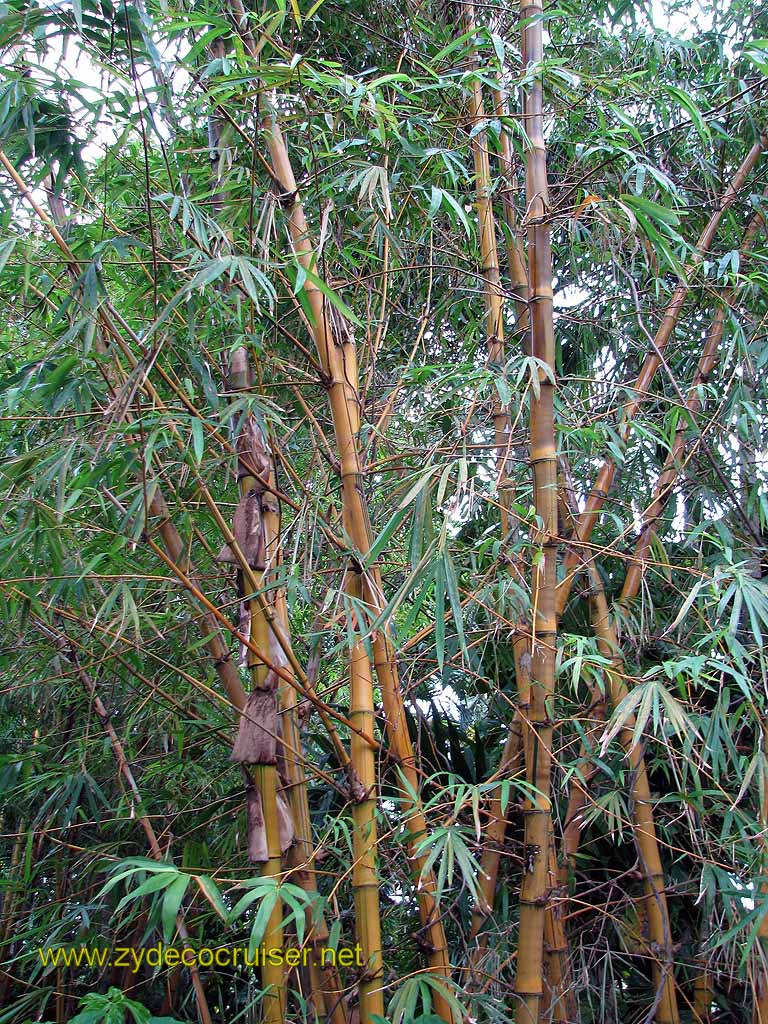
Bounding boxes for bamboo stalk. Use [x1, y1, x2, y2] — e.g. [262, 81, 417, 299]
[228, 353, 287, 1024]
[463, 7, 545, 977]
[6, 61, 376, 1024]
[225, 17, 454, 1010]
[515, 0, 559, 1018]
[491, 88, 530, 330]
[556, 134, 767, 620]
[236, 351, 349, 1024]
[607, 202, 763, 1020]
[254, 755, 287, 1024]
[461, 20, 573, 1012]
[463, 0, 518, 954]
[210, 22, 395, 1002]
[589, 578, 678, 1023]
[541, 828, 574, 1023]
[463, 2, 508, 532]
[349, 574, 385, 1022]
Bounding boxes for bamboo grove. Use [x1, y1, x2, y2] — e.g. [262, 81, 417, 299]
[2, 0, 768, 1021]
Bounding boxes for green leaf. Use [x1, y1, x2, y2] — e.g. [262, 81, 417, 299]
[161, 874, 190, 942]
[191, 418, 204, 464]
[666, 86, 710, 144]
[194, 874, 228, 922]
[300, 266, 364, 329]
[114, 871, 178, 915]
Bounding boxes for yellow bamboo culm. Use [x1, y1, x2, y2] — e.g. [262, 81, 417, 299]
[247, 579, 286, 1024]
[468, 55, 573, 1016]
[230, 351, 286, 1024]
[255, 378, 349, 1024]
[224, 6, 452, 1013]
[463, 2, 508, 530]
[491, 87, 530, 331]
[491, 73, 574, 1024]
[589, 578, 678, 1023]
[540, 828, 574, 1023]
[254, 760, 287, 1024]
[461, 12, 563, 999]
[272, 592, 348, 1024]
[349, 576, 385, 1022]
[255, 76, 453, 1024]
[515, 0, 559, 1019]
[463, 0, 515, 956]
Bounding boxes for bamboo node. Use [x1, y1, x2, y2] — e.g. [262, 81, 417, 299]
[524, 843, 543, 873]
[274, 184, 299, 208]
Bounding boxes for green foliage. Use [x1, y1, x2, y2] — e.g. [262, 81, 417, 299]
[1, 0, 768, 1019]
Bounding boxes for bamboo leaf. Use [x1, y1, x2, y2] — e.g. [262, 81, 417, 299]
[194, 875, 228, 922]
[161, 874, 190, 942]
[190, 418, 204, 465]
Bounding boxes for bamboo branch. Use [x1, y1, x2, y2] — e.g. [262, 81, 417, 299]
[618, 202, 766, 606]
[556, 134, 767, 619]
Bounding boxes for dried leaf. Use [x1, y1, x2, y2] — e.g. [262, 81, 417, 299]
[246, 786, 268, 863]
[237, 416, 271, 482]
[277, 791, 295, 852]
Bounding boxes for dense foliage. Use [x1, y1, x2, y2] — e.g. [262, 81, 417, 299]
[2, 0, 768, 1022]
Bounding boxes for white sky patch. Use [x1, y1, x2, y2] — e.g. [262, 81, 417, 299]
[671, 491, 686, 534]
[23, 1, 192, 164]
[649, 0, 715, 38]
[554, 285, 588, 310]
